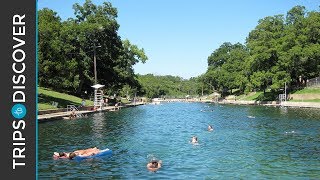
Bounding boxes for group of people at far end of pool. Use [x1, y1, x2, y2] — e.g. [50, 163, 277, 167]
[190, 125, 214, 144]
[53, 147, 101, 160]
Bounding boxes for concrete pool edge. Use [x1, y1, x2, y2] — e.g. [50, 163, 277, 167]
[38, 102, 146, 122]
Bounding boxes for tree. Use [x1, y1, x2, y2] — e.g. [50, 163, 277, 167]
[205, 42, 249, 94]
[38, 8, 80, 91]
[38, 0, 148, 97]
[202, 6, 319, 96]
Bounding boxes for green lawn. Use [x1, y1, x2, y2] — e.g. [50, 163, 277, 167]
[38, 103, 57, 110]
[292, 88, 320, 94]
[241, 92, 263, 100]
[237, 90, 279, 101]
[38, 87, 94, 110]
[120, 98, 131, 104]
[289, 99, 320, 102]
[238, 87, 320, 101]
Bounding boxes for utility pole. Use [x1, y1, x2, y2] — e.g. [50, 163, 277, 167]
[284, 82, 287, 102]
[202, 84, 204, 96]
[93, 43, 97, 84]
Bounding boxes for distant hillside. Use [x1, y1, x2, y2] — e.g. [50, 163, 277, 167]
[137, 74, 200, 98]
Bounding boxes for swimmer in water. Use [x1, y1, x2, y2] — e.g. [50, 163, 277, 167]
[147, 159, 162, 172]
[208, 125, 214, 131]
[191, 136, 198, 144]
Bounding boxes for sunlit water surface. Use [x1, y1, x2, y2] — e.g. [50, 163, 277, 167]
[39, 102, 320, 179]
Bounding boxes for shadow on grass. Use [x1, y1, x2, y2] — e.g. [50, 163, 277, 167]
[233, 89, 243, 96]
[38, 94, 81, 109]
[254, 91, 280, 101]
[288, 87, 305, 94]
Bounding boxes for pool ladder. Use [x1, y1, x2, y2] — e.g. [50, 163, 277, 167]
[67, 105, 84, 117]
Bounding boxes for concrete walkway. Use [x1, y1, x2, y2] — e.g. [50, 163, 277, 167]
[38, 102, 146, 122]
[215, 99, 320, 108]
[160, 99, 320, 109]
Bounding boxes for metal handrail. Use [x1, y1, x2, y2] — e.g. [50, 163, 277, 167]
[67, 105, 83, 117]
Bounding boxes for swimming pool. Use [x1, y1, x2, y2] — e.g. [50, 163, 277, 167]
[38, 102, 320, 179]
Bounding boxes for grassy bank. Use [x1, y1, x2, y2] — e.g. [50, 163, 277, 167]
[290, 99, 320, 102]
[287, 87, 320, 102]
[237, 92, 263, 101]
[291, 88, 320, 94]
[38, 87, 93, 110]
[236, 91, 278, 101]
[232, 87, 320, 102]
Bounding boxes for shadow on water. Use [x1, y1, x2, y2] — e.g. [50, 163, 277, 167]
[39, 103, 320, 179]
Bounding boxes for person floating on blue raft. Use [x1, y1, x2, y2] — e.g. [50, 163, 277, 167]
[53, 147, 112, 160]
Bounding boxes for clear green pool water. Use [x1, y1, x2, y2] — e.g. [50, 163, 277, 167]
[38, 102, 320, 179]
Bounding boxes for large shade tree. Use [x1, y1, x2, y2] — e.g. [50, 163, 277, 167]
[202, 6, 319, 96]
[38, 0, 148, 96]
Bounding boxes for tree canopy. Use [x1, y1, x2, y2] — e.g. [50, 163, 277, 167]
[38, 0, 147, 97]
[39, 3, 319, 100]
[201, 6, 320, 96]
[136, 74, 200, 98]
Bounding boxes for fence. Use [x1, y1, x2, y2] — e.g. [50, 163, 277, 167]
[307, 76, 320, 87]
[67, 105, 80, 112]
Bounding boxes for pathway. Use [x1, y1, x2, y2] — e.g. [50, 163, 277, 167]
[38, 102, 146, 122]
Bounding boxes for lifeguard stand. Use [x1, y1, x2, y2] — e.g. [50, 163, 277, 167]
[91, 84, 105, 109]
[279, 93, 286, 107]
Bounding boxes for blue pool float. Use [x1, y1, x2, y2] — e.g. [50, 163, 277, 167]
[74, 148, 112, 160]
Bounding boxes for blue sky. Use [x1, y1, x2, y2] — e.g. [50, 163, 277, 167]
[38, 0, 319, 79]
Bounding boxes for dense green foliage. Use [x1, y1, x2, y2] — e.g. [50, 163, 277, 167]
[38, 0, 147, 97]
[202, 6, 320, 96]
[137, 74, 200, 98]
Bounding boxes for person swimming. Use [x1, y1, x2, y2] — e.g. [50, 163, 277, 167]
[147, 159, 162, 172]
[191, 136, 198, 144]
[208, 125, 214, 131]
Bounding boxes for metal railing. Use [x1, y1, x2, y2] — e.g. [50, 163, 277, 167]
[67, 105, 83, 117]
[67, 105, 79, 112]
